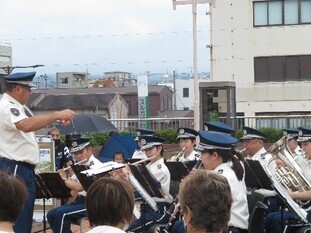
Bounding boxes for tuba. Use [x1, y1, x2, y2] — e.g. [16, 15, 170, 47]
[265, 136, 311, 223]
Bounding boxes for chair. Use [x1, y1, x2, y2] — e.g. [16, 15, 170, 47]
[248, 201, 268, 233]
[247, 192, 268, 233]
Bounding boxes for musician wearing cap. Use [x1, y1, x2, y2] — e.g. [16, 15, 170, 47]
[126, 135, 173, 232]
[172, 130, 249, 233]
[132, 128, 155, 159]
[265, 128, 311, 233]
[169, 127, 199, 162]
[47, 136, 102, 233]
[203, 121, 235, 135]
[197, 130, 249, 233]
[283, 128, 304, 159]
[0, 72, 75, 233]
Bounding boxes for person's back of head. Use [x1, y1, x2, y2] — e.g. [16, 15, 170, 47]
[179, 170, 232, 233]
[0, 171, 28, 224]
[86, 177, 134, 229]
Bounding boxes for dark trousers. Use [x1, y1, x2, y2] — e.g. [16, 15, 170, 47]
[47, 195, 86, 233]
[127, 203, 170, 232]
[0, 159, 36, 233]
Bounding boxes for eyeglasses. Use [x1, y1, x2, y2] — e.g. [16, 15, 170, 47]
[20, 85, 32, 92]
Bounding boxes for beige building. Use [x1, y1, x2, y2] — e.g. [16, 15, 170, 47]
[56, 72, 88, 88]
[210, 0, 311, 121]
[0, 44, 12, 75]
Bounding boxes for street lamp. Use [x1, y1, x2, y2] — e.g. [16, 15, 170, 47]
[172, 0, 214, 131]
[0, 64, 44, 74]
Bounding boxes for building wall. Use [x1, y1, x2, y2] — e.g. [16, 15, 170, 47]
[211, 0, 311, 116]
[0, 44, 12, 75]
[56, 72, 88, 89]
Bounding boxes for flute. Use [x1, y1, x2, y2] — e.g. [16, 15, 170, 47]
[62, 159, 87, 171]
[130, 156, 156, 165]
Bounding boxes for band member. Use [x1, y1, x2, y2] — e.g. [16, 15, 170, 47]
[47, 136, 102, 233]
[172, 131, 249, 233]
[179, 170, 232, 233]
[86, 177, 134, 233]
[132, 128, 155, 159]
[203, 121, 235, 135]
[265, 127, 311, 233]
[197, 130, 249, 233]
[283, 128, 303, 159]
[126, 135, 173, 232]
[168, 127, 199, 162]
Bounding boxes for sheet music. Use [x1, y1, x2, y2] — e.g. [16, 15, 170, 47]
[80, 161, 125, 177]
[128, 174, 158, 212]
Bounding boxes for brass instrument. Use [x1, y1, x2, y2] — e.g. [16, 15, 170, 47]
[265, 136, 310, 223]
[170, 147, 185, 162]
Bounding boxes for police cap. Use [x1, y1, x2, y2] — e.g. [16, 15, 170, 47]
[195, 130, 238, 152]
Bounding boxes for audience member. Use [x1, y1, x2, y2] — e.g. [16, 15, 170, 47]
[86, 177, 134, 233]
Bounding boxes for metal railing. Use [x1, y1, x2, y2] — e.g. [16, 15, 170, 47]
[109, 115, 311, 131]
[109, 117, 194, 131]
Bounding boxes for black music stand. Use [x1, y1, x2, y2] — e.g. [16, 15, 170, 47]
[35, 173, 72, 233]
[70, 164, 95, 192]
[244, 159, 273, 190]
[128, 163, 164, 232]
[165, 161, 197, 182]
[71, 164, 113, 191]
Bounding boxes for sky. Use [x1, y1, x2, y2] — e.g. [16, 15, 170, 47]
[0, 0, 211, 77]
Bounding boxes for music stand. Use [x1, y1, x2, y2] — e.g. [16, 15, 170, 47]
[128, 163, 164, 232]
[244, 159, 273, 190]
[35, 173, 72, 232]
[70, 164, 95, 192]
[165, 160, 197, 182]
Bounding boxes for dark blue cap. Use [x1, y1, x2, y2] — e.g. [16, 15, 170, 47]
[70, 137, 91, 153]
[3, 72, 36, 87]
[282, 128, 299, 140]
[239, 126, 266, 141]
[195, 130, 238, 152]
[297, 127, 311, 142]
[139, 135, 165, 150]
[135, 128, 155, 141]
[177, 127, 198, 139]
[203, 122, 234, 134]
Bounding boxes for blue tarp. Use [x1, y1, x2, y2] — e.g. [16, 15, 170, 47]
[99, 134, 138, 162]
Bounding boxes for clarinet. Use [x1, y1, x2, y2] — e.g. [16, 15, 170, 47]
[163, 195, 180, 233]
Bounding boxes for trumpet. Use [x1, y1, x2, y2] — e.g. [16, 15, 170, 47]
[170, 147, 185, 162]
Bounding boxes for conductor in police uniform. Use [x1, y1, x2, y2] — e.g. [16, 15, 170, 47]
[0, 72, 75, 233]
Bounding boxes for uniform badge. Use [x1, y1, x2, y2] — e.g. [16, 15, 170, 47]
[243, 129, 247, 136]
[217, 169, 223, 174]
[140, 139, 146, 146]
[260, 153, 266, 159]
[298, 130, 303, 136]
[89, 161, 94, 166]
[204, 125, 209, 131]
[157, 164, 162, 169]
[71, 141, 78, 148]
[179, 128, 185, 135]
[10, 108, 20, 116]
[283, 131, 288, 136]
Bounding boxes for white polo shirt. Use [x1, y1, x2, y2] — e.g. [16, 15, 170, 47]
[0, 93, 39, 165]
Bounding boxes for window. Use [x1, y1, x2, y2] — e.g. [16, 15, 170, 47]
[253, 0, 311, 26]
[183, 87, 189, 98]
[254, 55, 311, 82]
[126, 101, 131, 115]
[60, 77, 68, 84]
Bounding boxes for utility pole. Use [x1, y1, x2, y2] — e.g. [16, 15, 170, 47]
[173, 70, 177, 110]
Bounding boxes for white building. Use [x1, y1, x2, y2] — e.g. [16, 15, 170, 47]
[210, 0, 311, 118]
[0, 44, 12, 75]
